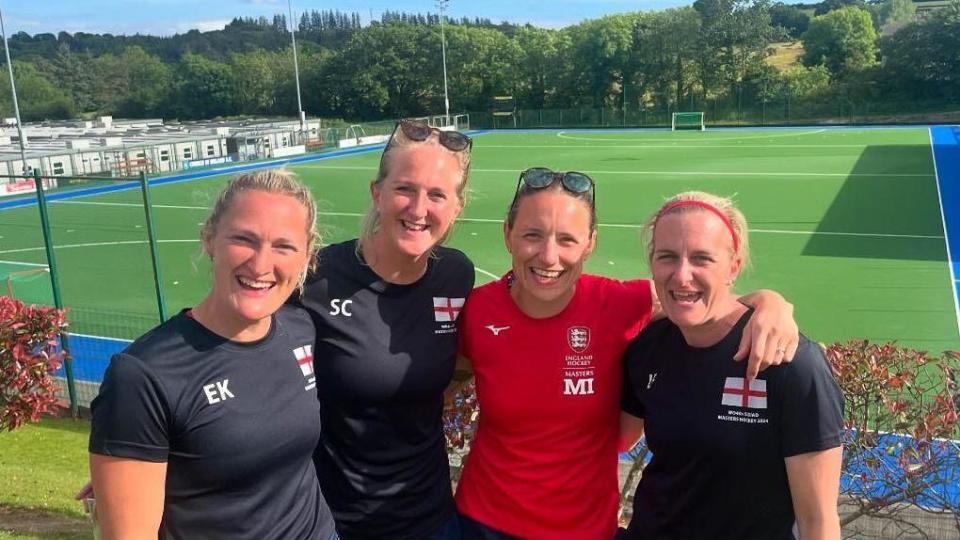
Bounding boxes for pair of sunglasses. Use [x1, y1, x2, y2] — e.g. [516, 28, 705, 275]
[514, 167, 596, 206]
[391, 119, 473, 152]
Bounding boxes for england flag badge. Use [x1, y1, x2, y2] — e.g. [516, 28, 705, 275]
[293, 345, 315, 391]
[433, 297, 465, 322]
[721, 377, 767, 409]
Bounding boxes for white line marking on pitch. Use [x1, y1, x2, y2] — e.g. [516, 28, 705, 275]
[0, 239, 199, 255]
[296, 165, 932, 178]
[474, 267, 500, 281]
[0, 259, 48, 267]
[481, 144, 869, 149]
[55, 200, 208, 210]
[39, 205, 943, 240]
[3, 214, 941, 260]
[927, 127, 960, 338]
[556, 129, 828, 143]
[68, 331, 134, 343]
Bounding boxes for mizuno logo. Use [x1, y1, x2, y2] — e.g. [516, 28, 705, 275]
[648, 373, 658, 389]
[485, 324, 510, 336]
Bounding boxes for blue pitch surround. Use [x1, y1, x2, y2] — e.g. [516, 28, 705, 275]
[930, 126, 960, 338]
[55, 334, 128, 384]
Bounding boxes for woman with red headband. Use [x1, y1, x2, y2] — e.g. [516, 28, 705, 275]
[453, 172, 802, 540]
[620, 191, 844, 539]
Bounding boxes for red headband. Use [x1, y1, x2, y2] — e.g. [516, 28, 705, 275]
[654, 200, 740, 253]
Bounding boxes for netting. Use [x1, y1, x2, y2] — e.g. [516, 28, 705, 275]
[672, 112, 705, 131]
[1, 261, 53, 304]
[464, 98, 960, 129]
[2, 173, 170, 411]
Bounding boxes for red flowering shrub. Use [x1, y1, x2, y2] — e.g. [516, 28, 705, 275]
[443, 380, 478, 484]
[0, 296, 69, 431]
[825, 341, 960, 531]
[444, 380, 478, 451]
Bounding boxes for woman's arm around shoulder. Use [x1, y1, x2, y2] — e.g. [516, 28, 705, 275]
[735, 290, 799, 379]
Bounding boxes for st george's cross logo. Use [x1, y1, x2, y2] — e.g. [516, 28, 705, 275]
[293, 345, 316, 391]
[433, 297, 465, 322]
[721, 377, 767, 409]
[568, 326, 590, 353]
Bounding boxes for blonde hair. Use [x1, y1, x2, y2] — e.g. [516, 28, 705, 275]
[201, 169, 320, 293]
[643, 191, 751, 271]
[358, 127, 472, 251]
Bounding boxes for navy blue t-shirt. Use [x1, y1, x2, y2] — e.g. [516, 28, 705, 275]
[296, 239, 475, 540]
[621, 311, 844, 540]
[89, 307, 336, 540]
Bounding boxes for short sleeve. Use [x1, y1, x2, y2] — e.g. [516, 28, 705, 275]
[89, 353, 172, 462]
[620, 346, 646, 418]
[457, 293, 475, 360]
[464, 257, 477, 290]
[777, 338, 845, 457]
[617, 279, 654, 341]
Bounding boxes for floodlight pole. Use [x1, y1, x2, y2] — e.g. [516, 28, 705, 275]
[0, 8, 29, 174]
[437, 0, 450, 123]
[288, 0, 306, 137]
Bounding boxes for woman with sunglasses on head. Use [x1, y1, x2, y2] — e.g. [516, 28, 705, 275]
[619, 192, 843, 540]
[293, 120, 475, 540]
[89, 170, 337, 540]
[453, 169, 801, 540]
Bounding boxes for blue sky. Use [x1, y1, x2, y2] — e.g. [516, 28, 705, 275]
[4, 0, 690, 36]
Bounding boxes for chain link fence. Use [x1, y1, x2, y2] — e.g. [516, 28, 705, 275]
[468, 99, 960, 129]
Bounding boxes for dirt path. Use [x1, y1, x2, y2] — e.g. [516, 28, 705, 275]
[0, 505, 91, 538]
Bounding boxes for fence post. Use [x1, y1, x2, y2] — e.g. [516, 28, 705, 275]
[32, 170, 79, 417]
[139, 172, 168, 324]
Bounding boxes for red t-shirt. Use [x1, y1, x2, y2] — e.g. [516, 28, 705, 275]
[455, 273, 653, 539]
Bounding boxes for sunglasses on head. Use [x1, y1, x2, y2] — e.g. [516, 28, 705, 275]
[515, 167, 595, 203]
[391, 119, 473, 152]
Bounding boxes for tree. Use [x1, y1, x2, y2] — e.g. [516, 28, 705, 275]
[230, 49, 277, 115]
[770, 2, 811, 38]
[92, 47, 172, 118]
[630, 8, 702, 109]
[172, 53, 235, 119]
[693, 0, 777, 100]
[802, 6, 878, 77]
[0, 61, 75, 121]
[814, 0, 866, 16]
[875, 0, 917, 28]
[40, 46, 100, 113]
[444, 25, 522, 112]
[564, 13, 640, 107]
[777, 64, 831, 99]
[320, 23, 437, 119]
[513, 26, 565, 109]
[879, 0, 960, 99]
[273, 44, 328, 118]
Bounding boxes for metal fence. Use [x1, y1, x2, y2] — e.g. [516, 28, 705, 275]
[468, 98, 960, 129]
[0, 171, 166, 414]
